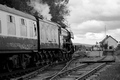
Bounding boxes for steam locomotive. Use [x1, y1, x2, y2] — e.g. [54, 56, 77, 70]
[0, 4, 74, 72]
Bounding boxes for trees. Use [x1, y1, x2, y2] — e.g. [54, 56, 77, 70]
[39, 0, 70, 28]
[100, 43, 108, 50]
[0, 0, 33, 14]
[104, 43, 108, 49]
[116, 44, 120, 51]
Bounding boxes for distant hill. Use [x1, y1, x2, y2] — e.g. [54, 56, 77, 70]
[73, 43, 93, 47]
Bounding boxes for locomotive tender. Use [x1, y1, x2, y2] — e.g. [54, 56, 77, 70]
[0, 4, 74, 72]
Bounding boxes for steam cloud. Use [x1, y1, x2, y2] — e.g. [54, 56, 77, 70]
[30, 0, 52, 20]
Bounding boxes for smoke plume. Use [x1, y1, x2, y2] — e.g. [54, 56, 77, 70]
[30, 0, 52, 20]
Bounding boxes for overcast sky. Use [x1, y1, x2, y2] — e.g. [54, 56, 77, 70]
[67, 0, 120, 44]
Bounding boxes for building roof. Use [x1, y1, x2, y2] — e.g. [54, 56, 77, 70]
[100, 35, 118, 44]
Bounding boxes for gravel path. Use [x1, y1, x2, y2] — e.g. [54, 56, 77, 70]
[89, 56, 120, 80]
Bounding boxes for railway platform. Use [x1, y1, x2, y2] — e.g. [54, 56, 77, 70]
[87, 51, 103, 57]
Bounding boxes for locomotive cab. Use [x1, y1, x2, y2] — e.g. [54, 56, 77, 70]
[60, 28, 74, 53]
[60, 27, 74, 60]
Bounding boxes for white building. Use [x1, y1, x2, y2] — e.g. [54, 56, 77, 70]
[99, 35, 118, 50]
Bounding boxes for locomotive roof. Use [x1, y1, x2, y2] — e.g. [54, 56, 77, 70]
[39, 18, 60, 27]
[61, 28, 68, 32]
[0, 4, 36, 20]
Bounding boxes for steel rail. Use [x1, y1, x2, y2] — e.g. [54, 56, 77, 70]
[10, 61, 62, 80]
[42, 58, 76, 80]
[0, 66, 41, 79]
[10, 65, 50, 80]
[11, 64, 50, 80]
[50, 64, 88, 80]
[10, 60, 69, 80]
[76, 63, 106, 80]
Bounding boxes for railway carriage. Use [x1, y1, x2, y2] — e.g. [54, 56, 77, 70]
[0, 4, 74, 72]
[0, 4, 38, 71]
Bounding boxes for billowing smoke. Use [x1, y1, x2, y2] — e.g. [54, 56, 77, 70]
[30, 0, 52, 20]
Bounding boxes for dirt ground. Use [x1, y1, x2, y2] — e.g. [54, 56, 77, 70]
[89, 55, 120, 80]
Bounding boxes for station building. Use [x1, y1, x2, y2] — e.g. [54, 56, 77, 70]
[99, 35, 118, 50]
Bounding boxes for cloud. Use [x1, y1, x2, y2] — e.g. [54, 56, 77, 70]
[68, 0, 120, 44]
[68, 0, 120, 24]
[73, 28, 120, 44]
[72, 20, 105, 34]
[72, 34, 104, 44]
[71, 20, 120, 35]
[85, 32, 104, 40]
[107, 29, 120, 41]
[104, 21, 120, 30]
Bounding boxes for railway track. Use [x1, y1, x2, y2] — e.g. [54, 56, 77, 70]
[29, 56, 107, 80]
[10, 56, 82, 80]
[51, 63, 105, 80]
[0, 64, 51, 80]
[8, 55, 115, 80]
[0, 60, 66, 80]
[10, 59, 75, 80]
[40, 58, 77, 80]
[46, 55, 115, 80]
[29, 58, 77, 80]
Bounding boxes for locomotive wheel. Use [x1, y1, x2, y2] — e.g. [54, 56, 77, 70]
[21, 54, 27, 69]
[34, 56, 40, 67]
[48, 51, 53, 64]
[35, 61, 40, 67]
[6, 61, 13, 72]
[39, 52, 44, 66]
[33, 53, 40, 67]
[58, 50, 62, 62]
[40, 51, 46, 65]
[44, 51, 49, 65]
[21, 62, 26, 69]
[52, 51, 56, 62]
[47, 51, 51, 64]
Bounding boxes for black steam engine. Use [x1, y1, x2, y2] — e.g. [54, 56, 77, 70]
[0, 4, 74, 72]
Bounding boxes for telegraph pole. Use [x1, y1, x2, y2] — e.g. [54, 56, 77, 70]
[105, 25, 106, 36]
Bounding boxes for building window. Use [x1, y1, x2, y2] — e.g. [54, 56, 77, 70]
[29, 21, 34, 37]
[7, 15, 16, 35]
[20, 18, 27, 37]
[29, 21, 37, 38]
[8, 15, 14, 23]
[34, 23, 37, 36]
[0, 20, 1, 33]
[21, 19, 25, 25]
